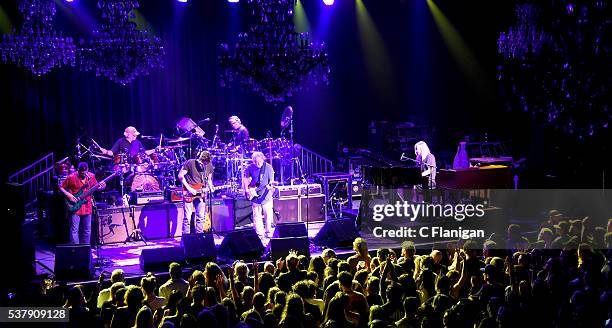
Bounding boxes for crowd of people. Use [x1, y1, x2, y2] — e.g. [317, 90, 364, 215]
[11, 213, 612, 328]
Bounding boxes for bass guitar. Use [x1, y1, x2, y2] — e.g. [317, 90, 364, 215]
[66, 170, 119, 212]
[183, 183, 231, 202]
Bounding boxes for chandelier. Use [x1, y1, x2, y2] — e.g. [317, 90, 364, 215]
[498, 1, 610, 138]
[0, 0, 76, 76]
[498, 4, 548, 60]
[78, 0, 165, 85]
[219, 0, 330, 103]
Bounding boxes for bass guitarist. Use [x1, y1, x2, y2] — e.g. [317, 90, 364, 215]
[178, 151, 214, 234]
[243, 151, 275, 237]
[59, 162, 106, 244]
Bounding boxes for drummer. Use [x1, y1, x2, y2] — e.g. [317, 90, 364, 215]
[98, 126, 158, 160]
[228, 116, 249, 146]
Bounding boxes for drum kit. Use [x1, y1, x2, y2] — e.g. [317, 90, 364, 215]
[81, 109, 301, 197]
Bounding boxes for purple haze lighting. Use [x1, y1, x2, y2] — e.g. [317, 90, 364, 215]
[323, 0, 334, 5]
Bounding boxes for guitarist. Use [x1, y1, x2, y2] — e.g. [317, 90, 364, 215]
[59, 162, 106, 244]
[243, 152, 275, 237]
[178, 151, 214, 234]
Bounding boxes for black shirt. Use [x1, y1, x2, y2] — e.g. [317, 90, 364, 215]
[111, 137, 146, 158]
[182, 159, 214, 186]
[233, 125, 249, 144]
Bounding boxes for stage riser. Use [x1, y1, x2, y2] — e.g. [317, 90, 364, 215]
[98, 200, 236, 244]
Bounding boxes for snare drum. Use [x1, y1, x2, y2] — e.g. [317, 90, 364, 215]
[126, 173, 160, 192]
[114, 153, 128, 164]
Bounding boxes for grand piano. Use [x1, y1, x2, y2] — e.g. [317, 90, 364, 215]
[361, 164, 511, 189]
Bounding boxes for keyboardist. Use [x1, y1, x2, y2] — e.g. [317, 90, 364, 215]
[415, 141, 437, 188]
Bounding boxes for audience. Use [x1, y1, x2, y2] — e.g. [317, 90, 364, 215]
[11, 213, 612, 328]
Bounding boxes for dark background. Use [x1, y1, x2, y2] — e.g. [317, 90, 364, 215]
[0, 0, 608, 187]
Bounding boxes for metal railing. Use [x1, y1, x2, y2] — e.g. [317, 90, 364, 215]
[298, 146, 334, 177]
[8, 152, 55, 209]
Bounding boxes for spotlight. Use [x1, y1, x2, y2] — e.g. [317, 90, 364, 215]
[65, 0, 75, 2]
[177, 0, 188, 3]
[323, 0, 334, 5]
[228, 0, 240, 3]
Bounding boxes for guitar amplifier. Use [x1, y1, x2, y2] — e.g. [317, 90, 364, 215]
[165, 187, 184, 202]
[130, 191, 165, 205]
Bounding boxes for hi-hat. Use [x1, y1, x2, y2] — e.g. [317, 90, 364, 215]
[167, 137, 190, 143]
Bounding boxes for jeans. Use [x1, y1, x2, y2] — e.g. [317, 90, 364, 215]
[70, 213, 92, 244]
[183, 198, 207, 234]
[252, 198, 274, 236]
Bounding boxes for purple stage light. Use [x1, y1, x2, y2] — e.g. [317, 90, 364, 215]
[323, 0, 334, 5]
[177, 0, 188, 2]
[228, 0, 240, 3]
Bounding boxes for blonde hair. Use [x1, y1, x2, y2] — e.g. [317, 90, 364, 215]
[414, 141, 430, 159]
[228, 116, 241, 124]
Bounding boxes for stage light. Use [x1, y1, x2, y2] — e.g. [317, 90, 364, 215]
[228, 0, 240, 3]
[65, 0, 74, 2]
[177, 0, 188, 3]
[323, 0, 334, 5]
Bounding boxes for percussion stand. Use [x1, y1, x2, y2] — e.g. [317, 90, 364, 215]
[125, 205, 147, 245]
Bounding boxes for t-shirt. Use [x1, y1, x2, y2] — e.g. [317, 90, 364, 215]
[61, 172, 98, 216]
[233, 126, 250, 144]
[245, 162, 274, 202]
[111, 137, 146, 159]
[182, 159, 214, 186]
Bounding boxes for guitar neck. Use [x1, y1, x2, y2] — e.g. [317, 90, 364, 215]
[79, 173, 116, 199]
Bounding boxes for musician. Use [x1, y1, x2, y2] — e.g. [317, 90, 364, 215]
[243, 152, 275, 237]
[97, 126, 156, 159]
[178, 151, 214, 234]
[59, 162, 106, 244]
[228, 116, 249, 145]
[414, 141, 436, 188]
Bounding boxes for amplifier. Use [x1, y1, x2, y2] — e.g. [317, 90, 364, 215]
[300, 183, 322, 195]
[130, 191, 165, 205]
[274, 184, 323, 198]
[165, 187, 184, 202]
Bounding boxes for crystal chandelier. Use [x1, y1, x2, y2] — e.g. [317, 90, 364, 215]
[498, 4, 548, 60]
[78, 0, 165, 85]
[0, 0, 76, 76]
[498, 1, 610, 138]
[219, 0, 330, 103]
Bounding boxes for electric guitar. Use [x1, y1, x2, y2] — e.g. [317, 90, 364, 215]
[183, 183, 231, 202]
[65, 170, 119, 212]
[246, 181, 278, 204]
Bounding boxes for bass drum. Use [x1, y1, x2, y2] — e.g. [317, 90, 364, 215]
[126, 173, 161, 192]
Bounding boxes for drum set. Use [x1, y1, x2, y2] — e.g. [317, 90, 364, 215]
[77, 108, 301, 197]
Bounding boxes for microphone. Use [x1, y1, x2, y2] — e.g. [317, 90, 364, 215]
[198, 118, 211, 123]
[215, 124, 219, 133]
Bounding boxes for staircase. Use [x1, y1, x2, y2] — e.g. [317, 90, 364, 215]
[298, 146, 334, 177]
[8, 153, 55, 210]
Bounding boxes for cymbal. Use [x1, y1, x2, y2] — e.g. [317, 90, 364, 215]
[167, 137, 190, 143]
[280, 105, 293, 129]
[92, 154, 112, 160]
[140, 135, 158, 139]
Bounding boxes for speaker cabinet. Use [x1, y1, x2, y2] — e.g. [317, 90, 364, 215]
[182, 232, 217, 263]
[54, 245, 92, 281]
[218, 228, 264, 261]
[300, 194, 326, 222]
[269, 236, 310, 261]
[273, 222, 307, 238]
[313, 218, 358, 248]
[211, 198, 235, 232]
[139, 246, 186, 272]
[274, 197, 299, 224]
